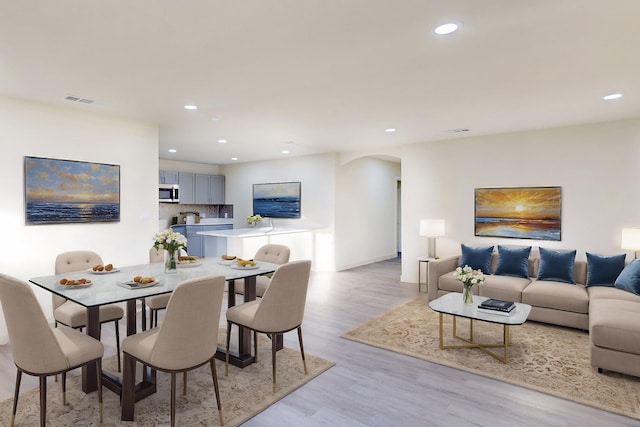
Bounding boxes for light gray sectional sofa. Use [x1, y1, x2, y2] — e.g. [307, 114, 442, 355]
[427, 246, 640, 378]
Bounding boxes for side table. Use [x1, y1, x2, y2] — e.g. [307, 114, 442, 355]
[417, 256, 435, 293]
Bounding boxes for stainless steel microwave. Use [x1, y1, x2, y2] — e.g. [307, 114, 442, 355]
[159, 184, 179, 203]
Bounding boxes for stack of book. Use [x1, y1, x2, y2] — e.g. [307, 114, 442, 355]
[477, 298, 516, 316]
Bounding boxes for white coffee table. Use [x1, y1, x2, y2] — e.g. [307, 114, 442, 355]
[428, 292, 532, 363]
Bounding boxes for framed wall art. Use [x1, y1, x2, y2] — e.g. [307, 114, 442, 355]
[24, 156, 120, 225]
[474, 186, 561, 241]
[252, 181, 301, 218]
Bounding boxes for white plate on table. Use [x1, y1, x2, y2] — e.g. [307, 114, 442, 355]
[218, 259, 235, 266]
[117, 280, 159, 289]
[59, 282, 93, 289]
[87, 268, 120, 274]
[177, 260, 202, 268]
[230, 264, 259, 270]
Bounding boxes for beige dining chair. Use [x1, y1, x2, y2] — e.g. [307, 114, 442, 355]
[141, 247, 171, 330]
[54, 250, 125, 371]
[233, 244, 291, 298]
[0, 273, 104, 427]
[121, 274, 226, 426]
[226, 259, 312, 392]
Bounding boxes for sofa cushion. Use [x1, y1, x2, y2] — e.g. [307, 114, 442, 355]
[590, 299, 640, 355]
[459, 244, 493, 274]
[587, 285, 640, 303]
[494, 245, 531, 279]
[478, 274, 531, 303]
[522, 280, 589, 314]
[438, 271, 472, 294]
[537, 247, 576, 284]
[585, 252, 626, 287]
[614, 259, 640, 295]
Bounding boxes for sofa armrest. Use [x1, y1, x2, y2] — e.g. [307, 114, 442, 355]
[427, 255, 460, 301]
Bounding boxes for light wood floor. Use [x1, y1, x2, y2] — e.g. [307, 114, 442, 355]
[1, 258, 637, 426]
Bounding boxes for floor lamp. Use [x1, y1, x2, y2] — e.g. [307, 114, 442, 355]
[420, 219, 445, 258]
[621, 228, 640, 259]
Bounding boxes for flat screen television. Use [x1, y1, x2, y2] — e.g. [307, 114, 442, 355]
[252, 182, 301, 218]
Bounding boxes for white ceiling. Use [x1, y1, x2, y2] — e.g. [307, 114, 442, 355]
[1, 1, 639, 164]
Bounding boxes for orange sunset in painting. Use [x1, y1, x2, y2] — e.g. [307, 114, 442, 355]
[475, 187, 561, 240]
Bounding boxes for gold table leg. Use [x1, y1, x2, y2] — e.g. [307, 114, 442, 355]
[438, 314, 513, 364]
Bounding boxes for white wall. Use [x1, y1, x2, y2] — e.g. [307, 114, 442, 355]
[0, 95, 159, 343]
[221, 153, 336, 271]
[334, 156, 401, 270]
[401, 118, 640, 282]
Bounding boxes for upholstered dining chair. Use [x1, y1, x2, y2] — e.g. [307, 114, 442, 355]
[141, 247, 171, 330]
[233, 244, 291, 298]
[226, 259, 312, 392]
[0, 273, 104, 427]
[54, 250, 125, 371]
[121, 275, 226, 426]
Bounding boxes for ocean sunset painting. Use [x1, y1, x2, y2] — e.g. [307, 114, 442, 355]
[475, 187, 561, 241]
[24, 156, 120, 225]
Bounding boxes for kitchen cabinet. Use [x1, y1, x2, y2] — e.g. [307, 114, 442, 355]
[159, 170, 179, 185]
[178, 172, 195, 204]
[194, 174, 225, 205]
[180, 224, 232, 257]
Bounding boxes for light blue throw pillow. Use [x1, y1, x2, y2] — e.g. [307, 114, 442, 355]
[614, 259, 640, 295]
[537, 247, 576, 284]
[459, 244, 494, 275]
[494, 245, 531, 279]
[586, 252, 626, 287]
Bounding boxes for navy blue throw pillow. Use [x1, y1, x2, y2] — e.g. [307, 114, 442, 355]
[537, 247, 576, 284]
[586, 252, 626, 287]
[459, 244, 494, 275]
[494, 245, 531, 279]
[614, 259, 640, 295]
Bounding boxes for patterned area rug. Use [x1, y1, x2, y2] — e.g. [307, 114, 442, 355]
[342, 296, 640, 420]
[0, 330, 334, 426]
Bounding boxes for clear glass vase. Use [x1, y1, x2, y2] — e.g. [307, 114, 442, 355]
[463, 283, 474, 304]
[164, 250, 178, 274]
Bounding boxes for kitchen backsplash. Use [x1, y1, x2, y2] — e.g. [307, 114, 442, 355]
[159, 203, 233, 222]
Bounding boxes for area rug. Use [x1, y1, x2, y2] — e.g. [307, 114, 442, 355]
[342, 296, 640, 420]
[0, 330, 334, 426]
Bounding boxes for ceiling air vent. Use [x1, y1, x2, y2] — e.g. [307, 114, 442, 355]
[65, 95, 95, 104]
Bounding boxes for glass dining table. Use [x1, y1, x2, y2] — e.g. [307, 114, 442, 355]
[29, 258, 278, 409]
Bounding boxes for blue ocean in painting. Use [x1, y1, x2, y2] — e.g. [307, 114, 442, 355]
[26, 202, 120, 224]
[253, 197, 300, 218]
[475, 217, 561, 241]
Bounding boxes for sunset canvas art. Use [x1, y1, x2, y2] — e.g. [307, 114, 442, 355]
[474, 187, 561, 241]
[24, 156, 120, 225]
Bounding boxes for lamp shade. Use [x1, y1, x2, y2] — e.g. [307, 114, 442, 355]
[420, 219, 445, 237]
[621, 228, 640, 250]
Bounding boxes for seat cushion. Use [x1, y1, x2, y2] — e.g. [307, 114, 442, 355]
[145, 294, 171, 310]
[438, 271, 469, 294]
[590, 299, 640, 355]
[587, 285, 640, 303]
[478, 275, 531, 302]
[55, 301, 124, 328]
[122, 328, 159, 362]
[233, 276, 270, 297]
[53, 325, 104, 370]
[226, 299, 261, 327]
[522, 280, 589, 314]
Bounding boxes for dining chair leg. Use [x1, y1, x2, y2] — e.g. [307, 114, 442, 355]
[61, 371, 67, 405]
[210, 358, 224, 426]
[94, 358, 102, 424]
[254, 330, 258, 362]
[170, 372, 176, 427]
[297, 326, 308, 374]
[10, 369, 21, 427]
[225, 322, 232, 376]
[141, 299, 147, 331]
[39, 375, 46, 427]
[115, 319, 121, 372]
[271, 335, 277, 393]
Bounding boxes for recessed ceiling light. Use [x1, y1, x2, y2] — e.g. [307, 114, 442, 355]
[385, 128, 397, 133]
[168, 149, 177, 153]
[217, 139, 227, 144]
[434, 22, 460, 35]
[231, 157, 238, 161]
[282, 150, 290, 154]
[184, 105, 198, 110]
[211, 116, 219, 121]
[603, 93, 623, 100]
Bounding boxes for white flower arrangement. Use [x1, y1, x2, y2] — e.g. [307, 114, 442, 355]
[153, 229, 187, 253]
[453, 265, 486, 287]
[246, 214, 262, 225]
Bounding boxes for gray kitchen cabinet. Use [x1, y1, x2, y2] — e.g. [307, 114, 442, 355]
[194, 174, 225, 205]
[178, 172, 195, 204]
[159, 170, 179, 185]
[182, 224, 232, 257]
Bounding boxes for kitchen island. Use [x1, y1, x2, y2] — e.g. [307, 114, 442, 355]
[198, 226, 313, 260]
